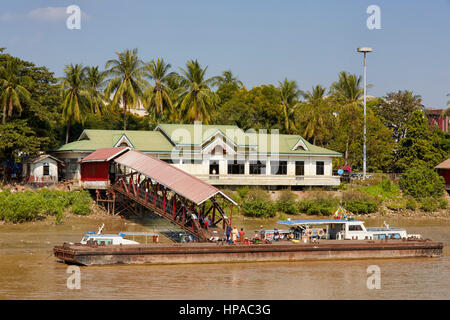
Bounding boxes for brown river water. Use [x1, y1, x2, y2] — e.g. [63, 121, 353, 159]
[0, 214, 449, 300]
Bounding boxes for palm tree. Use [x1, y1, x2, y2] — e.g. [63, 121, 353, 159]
[301, 85, 328, 145]
[330, 71, 365, 165]
[60, 64, 90, 143]
[178, 60, 218, 124]
[212, 70, 243, 88]
[85, 66, 107, 114]
[0, 58, 31, 124]
[330, 71, 364, 104]
[278, 78, 302, 134]
[143, 58, 176, 121]
[104, 48, 146, 130]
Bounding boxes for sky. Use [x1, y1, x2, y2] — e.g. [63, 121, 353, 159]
[1, 0, 449, 108]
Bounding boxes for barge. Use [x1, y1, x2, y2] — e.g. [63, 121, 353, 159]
[53, 219, 443, 266]
[54, 239, 443, 266]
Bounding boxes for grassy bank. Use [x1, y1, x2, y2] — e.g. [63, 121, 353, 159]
[0, 188, 94, 224]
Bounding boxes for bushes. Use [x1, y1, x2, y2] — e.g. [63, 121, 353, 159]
[276, 190, 298, 215]
[236, 186, 250, 200]
[277, 200, 298, 215]
[297, 199, 337, 216]
[0, 190, 42, 223]
[68, 190, 92, 215]
[0, 189, 93, 223]
[405, 197, 418, 210]
[344, 200, 378, 214]
[437, 198, 448, 210]
[399, 167, 445, 199]
[419, 198, 439, 212]
[342, 190, 378, 214]
[241, 199, 276, 218]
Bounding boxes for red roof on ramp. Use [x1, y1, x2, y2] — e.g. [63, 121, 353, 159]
[113, 149, 236, 205]
[79, 147, 130, 162]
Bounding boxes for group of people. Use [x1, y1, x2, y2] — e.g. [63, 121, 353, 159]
[225, 225, 246, 244]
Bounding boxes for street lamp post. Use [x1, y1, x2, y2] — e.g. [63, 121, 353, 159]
[357, 47, 372, 180]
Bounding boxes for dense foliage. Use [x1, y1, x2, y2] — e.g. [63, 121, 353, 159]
[399, 167, 445, 199]
[0, 189, 93, 223]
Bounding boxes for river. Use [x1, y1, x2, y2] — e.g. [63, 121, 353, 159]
[0, 214, 449, 299]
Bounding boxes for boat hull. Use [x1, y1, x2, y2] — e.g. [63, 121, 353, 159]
[53, 239, 444, 266]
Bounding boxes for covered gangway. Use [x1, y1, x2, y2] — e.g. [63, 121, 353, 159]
[80, 148, 237, 241]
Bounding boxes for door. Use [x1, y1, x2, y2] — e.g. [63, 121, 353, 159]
[209, 161, 219, 175]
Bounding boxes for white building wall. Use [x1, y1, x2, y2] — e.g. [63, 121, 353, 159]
[31, 160, 58, 182]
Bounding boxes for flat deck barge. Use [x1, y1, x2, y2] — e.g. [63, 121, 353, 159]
[54, 239, 443, 266]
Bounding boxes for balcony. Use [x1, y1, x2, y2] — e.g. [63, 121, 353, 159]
[195, 174, 341, 186]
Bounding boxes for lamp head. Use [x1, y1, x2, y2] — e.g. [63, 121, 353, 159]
[357, 47, 373, 53]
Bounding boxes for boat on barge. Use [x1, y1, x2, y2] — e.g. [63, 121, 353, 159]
[53, 219, 443, 266]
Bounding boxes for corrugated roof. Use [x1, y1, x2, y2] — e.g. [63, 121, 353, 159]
[435, 158, 450, 169]
[113, 149, 237, 205]
[57, 125, 341, 156]
[29, 154, 63, 164]
[57, 130, 174, 152]
[79, 147, 130, 162]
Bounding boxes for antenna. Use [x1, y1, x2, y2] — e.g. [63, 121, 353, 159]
[97, 223, 105, 235]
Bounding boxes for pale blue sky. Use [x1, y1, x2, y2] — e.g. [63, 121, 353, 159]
[1, 0, 449, 107]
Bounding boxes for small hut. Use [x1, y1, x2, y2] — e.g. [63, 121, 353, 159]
[23, 154, 64, 185]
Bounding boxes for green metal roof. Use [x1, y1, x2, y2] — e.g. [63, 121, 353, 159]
[57, 130, 174, 152]
[57, 125, 341, 156]
[155, 123, 247, 146]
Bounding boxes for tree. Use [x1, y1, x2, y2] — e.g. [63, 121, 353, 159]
[212, 70, 243, 89]
[60, 64, 90, 143]
[399, 167, 445, 199]
[301, 85, 330, 145]
[178, 60, 218, 124]
[0, 58, 31, 124]
[278, 78, 302, 134]
[0, 49, 62, 149]
[217, 85, 283, 131]
[104, 48, 146, 130]
[372, 90, 423, 142]
[0, 120, 49, 161]
[396, 110, 442, 171]
[330, 72, 364, 165]
[84, 66, 107, 115]
[143, 58, 175, 121]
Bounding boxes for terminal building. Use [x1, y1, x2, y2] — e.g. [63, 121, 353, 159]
[52, 123, 342, 187]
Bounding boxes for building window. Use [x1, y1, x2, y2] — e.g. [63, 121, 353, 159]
[295, 161, 304, 176]
[227, 160, 244, 174]
[43, 163, 50, 176]
[249, 161, 266, 174]
[316, 161, 324, 175]
[161, 159, 174, 164]
[182, 159, 202, 164]
[270, 161, 287, 175]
